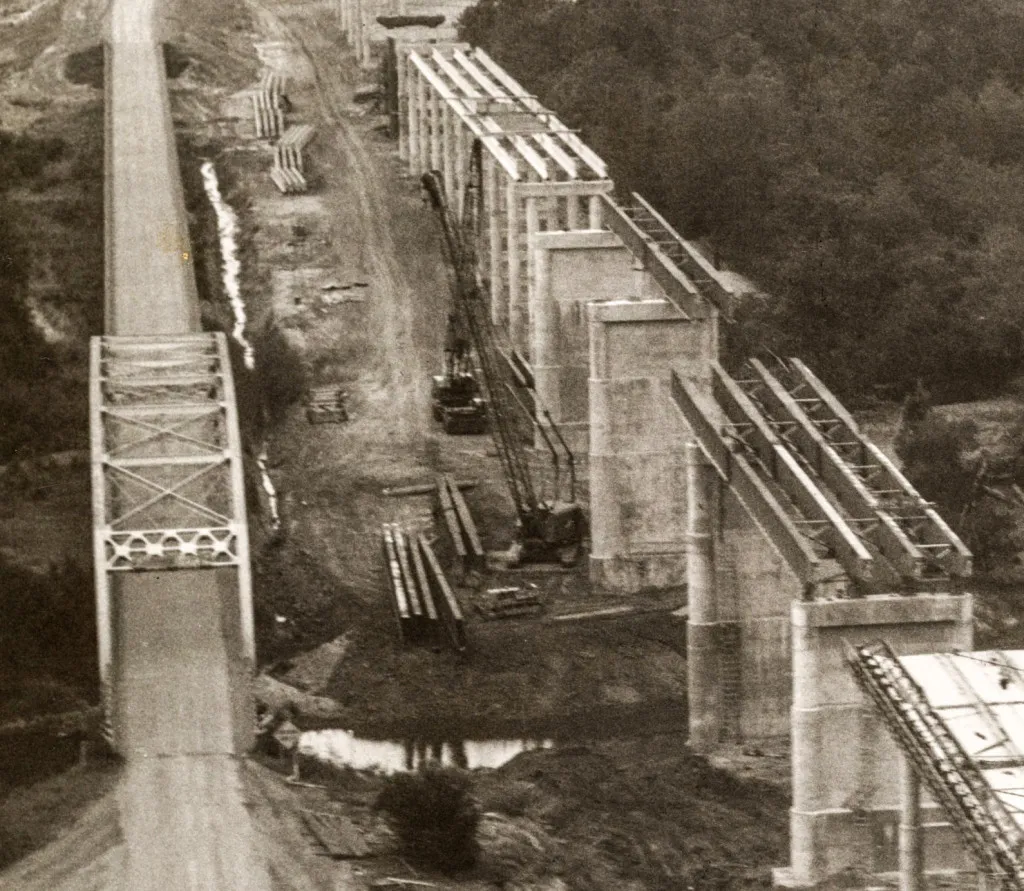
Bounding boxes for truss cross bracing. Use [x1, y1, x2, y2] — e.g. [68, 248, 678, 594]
[90, 333, 249, 573]
[670, 357, 970, 598]
[849, 642, 1024, 889]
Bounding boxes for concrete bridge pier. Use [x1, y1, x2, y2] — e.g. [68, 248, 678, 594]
[529, 229, 634, 453]
[588, 298, 713, 593]
[774, 595, 972, 888]
[685, 442, 721, 750]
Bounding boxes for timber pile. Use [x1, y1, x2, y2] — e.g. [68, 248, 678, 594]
[435, 473, 485, 577]
[381, 524, 466, 653]
[474, 585, 543, 620]
[270, 124, 317, 195]
[305, 384, 348, 424]
[252, 70, 286, 139]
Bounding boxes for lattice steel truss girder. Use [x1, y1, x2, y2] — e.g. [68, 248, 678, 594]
[849, 642, 1024, 890]
[740, 358, 961, 583]
[90, 334, 248, 572]
[607, 193, 735, 319]
[711, 361, 874, 583]
[783, 359, 971, 579]
[669, 369, 823, 590]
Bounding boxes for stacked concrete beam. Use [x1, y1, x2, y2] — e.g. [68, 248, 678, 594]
[399, 43, 613, 353]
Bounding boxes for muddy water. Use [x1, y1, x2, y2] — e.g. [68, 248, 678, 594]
[299, 729, 553, 773]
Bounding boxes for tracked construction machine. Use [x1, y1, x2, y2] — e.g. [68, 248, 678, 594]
[430, 310, 487, 435]
[422, 146, 584, 564]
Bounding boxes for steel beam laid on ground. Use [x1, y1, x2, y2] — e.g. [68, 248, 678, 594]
[417, 534, 467, 654]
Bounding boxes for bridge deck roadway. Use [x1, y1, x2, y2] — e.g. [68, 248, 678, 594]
[93, 0, 270, 883]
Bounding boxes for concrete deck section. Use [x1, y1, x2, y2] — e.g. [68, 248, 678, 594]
[105, 2, 198, 336]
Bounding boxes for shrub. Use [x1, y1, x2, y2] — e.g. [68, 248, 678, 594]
[376, 764, 480, 872]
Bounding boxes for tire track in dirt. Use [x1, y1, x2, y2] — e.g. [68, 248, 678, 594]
[249, 0, 425, 444]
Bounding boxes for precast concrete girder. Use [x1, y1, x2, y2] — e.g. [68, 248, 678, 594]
[406, 50, 520, 180]
[669, 369, 823, 589]
[468, 47, 608, 178]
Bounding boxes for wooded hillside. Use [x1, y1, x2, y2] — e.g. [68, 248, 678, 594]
[460, 0, 1024, 403]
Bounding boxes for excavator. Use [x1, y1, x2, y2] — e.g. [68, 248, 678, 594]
[422, 143, 585, 563]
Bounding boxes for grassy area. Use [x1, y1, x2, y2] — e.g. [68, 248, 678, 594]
[0, 755, 120, 871]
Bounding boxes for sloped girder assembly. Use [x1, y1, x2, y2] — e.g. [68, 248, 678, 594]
[670, 368, 834, 594]
[849, 642, 1024, 889]
[735, 357, 970, 586]
[90, 333, 248, 572]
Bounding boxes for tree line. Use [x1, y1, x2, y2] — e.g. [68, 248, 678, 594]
[459, 0, 1024, 403]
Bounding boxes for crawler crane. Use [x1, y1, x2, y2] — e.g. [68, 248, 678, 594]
[422, 146, 584, 563]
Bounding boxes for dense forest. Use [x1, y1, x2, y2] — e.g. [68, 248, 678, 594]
[460, 0, 1024, 403]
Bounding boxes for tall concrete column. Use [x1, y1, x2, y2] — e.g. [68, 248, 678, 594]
[487, 155, 504, 325]
[588, 298, 706, 593]
[455, 122, 467, 218]
[777, 595, 972, 888]
[520, 193, 539, 353]
[397, 50, 407, 162]
[506, 180, 521, 345]
[899, 753, 922, 891]
[429, 90, 441, 172]
[407, 65, 420, 173]
[417, 74, 429, 176]
[566, 194, 581, 230]
[352, 0, 363, 52]
[360, 0, 372, 70]
[687, 441, 721, 751]
[442, 103, 455, 199]
[589, 194, 603, 229]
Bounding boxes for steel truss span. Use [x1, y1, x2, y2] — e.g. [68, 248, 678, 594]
[90, 332, 256, 715]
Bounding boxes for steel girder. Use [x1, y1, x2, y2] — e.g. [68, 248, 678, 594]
[90, 333, 249, 572]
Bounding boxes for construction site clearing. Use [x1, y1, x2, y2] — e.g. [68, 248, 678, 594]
[0, 0, 793, 888]
[8, 0, 1024, 887]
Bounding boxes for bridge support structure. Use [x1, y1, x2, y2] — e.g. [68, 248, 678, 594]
[399, 42, 612, 352]
[90, 332, 254, 749]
